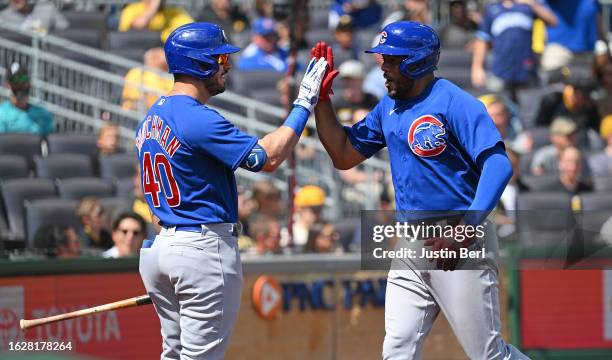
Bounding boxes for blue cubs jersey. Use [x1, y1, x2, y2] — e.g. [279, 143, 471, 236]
[345, 78, 503, 211]
[135, 95, 258, 225]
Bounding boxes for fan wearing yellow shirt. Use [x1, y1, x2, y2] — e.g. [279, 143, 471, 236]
[122, 47, 174, 111]
[118, 0, 193, 42]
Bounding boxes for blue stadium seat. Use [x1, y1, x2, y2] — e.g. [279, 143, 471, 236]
[57, 177, 114, 200]
[34, 154, 94, 180]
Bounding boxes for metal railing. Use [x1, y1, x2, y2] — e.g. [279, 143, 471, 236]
[0, 21, 391, 218]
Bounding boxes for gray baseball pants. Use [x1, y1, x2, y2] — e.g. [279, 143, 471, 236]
[139, 224, 243, 360]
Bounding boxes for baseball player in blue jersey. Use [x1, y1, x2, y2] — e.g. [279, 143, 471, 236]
[313, 22, 529, 359]
[135, 23, 327, 359]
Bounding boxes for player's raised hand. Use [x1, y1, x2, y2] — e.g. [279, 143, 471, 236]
[311, 42, 339, 103]
[293, 57, 328, 113]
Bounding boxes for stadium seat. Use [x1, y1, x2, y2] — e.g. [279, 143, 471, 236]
[527, 127, 551, 151]
[521, 174, 559, 192]
[50, 29, 103, 48]
[516, 192, 574, 247]
[106, 30, 161, 51]
[0, 133, 42, 168]
[24, 198, 80, 247]
[98, 197, 131, 217]
[436, 67, 471, 88]
[576, 192, 612, 242]
[115, 177, 135, 197]
[99, 153, 137, 180]
[309, 8, 329, 29]
[0, 155, 29, 180]
[250, 88, 283, 107]
[593, 175, 612, 192]
[57, 177, 114, 200]
[34, 154, 94, 180]
[109, 48, 146, 63]
[305, 28, 335, 48]
[519, 152, 535, 178]
[62, 11, 107, 32]
[46, 134, 99, 156]
[437, 48, 472, 69]
[0, 178, 57, 241]
[230, 71, 285, 96]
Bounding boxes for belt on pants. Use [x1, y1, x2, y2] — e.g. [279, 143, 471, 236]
[161, 223, 242, 237]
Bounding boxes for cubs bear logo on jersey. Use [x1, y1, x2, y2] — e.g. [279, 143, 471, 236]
[408, 115, 447, 157]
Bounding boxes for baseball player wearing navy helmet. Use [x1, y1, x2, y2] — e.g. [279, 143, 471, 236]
[313, 21, 530, 359]
[136, 22, 327, 359]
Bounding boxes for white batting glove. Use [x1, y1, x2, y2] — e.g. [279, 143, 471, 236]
[293, 57, 328, 113]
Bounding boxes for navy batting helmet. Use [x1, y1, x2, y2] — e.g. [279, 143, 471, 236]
[164, 22, 240, 79]
[366, 21, 440, 79]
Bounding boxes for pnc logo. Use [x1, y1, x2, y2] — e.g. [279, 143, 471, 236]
[252, 276, 282, 320]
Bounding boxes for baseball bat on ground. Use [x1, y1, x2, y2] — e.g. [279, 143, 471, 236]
[20, 294, 152, 330]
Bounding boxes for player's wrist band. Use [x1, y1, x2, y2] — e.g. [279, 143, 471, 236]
[283, 105, 310, 137]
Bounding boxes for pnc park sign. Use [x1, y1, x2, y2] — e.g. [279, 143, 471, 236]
[251, 275, 387, 320]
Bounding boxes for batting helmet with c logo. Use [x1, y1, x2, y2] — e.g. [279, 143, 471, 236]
[164, 22, 240, 79]
[366, 21, 440, 79]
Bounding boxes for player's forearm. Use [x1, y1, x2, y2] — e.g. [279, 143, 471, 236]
[258, 105, 309, 172]
[314, 101, 353, 170]
[258, 127, 299, 172]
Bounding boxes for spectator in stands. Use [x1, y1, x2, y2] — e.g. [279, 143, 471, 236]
[76, 197, 113, 250]
[331, 15, 360, 66]
[33, 224, 82, 259]
[247, 214, 282, 255]
[304, 222, 341, 254]
[122, 47, 173, 111]
[96, 123, 120, 156]
[334, 60, 378, 125]
[254, 0, 274, 18]
[479, 94, 527, 152]
[197, 0, 249, 44]
[471, 0, 557, 103]
[103, 212, 146, 258]
[531, 117, 592, 181]
[329, 0, 382, 30]
[118, 0, 193, 43]
[237, 17, 289, 72]
[0, 0, 68, 33]
[237, 185, 255, 238]
[553, 146, 593, 194]
[292, 185, 326, 250]
[250, 180, 284, 219]
[541, 0, 609, 71]
[588, 115, 612, 176]
[595, 62, 612, 118]
[438, 0, 478, 48]
[534, 74, 602, 150]
[382, 0, 431, 26]
[0, 62, 53, 136]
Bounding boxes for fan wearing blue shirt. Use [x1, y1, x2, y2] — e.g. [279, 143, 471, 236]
[236, 17, 289, 72]
[471, 0, 557, 102]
